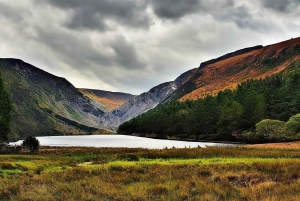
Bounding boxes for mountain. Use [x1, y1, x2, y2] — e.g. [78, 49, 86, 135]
[177, 37, 300, 101]
[0, 59, 109, 140]
[78, 89, 135, 111]
[100, 68, 197, 130]
[102, 37, 300, 130]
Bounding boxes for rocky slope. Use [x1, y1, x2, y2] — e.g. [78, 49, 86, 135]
[0, 59, 108, 139]
[102, 37, 300, 130]
[100, 68, 197, 130]
[78, 89, 135, 111]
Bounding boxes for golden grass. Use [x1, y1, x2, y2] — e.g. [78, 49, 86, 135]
[0, 146, 299, 200]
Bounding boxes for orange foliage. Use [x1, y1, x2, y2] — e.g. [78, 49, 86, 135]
[180, 37, 300, 102]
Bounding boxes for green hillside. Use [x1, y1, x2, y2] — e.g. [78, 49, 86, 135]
[0, 59, 108, 140]
[118, 60, 300, 142]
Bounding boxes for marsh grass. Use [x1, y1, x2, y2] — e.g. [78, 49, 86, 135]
[0, 146, 299, 200]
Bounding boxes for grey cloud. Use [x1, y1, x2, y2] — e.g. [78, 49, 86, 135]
[34, 27, 112, 69]
[0, 2, 27, 22]
[150, 0, 201, 19]
[148, 0, 235, 20]
[149, 0, 271, 32]
[42, 0, 150, 31]
[199, 3, 275, 32]
[67, 8, 107, 31]
[261, 0, 300, 13]
[215, 5, 268, 31]
[110, 36, 146, 70]
[35, 26, 146, 75]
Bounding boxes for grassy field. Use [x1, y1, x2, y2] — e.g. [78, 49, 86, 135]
[0, 146, 300, 201]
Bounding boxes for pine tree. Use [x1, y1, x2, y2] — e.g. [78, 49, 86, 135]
[0, 72, 13, 144]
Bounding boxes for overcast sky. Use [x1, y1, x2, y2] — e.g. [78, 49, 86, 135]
[0, 0, 299, 94]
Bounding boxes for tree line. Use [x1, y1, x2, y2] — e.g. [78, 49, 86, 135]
[118, 65, 300, 142]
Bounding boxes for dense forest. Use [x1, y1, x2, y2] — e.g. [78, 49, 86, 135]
[118, 61, 300, 142]
[0, 71, 13, 144]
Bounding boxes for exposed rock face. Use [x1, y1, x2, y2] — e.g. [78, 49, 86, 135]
[0, 59, 107, 139]
[100, 69, 197, 130]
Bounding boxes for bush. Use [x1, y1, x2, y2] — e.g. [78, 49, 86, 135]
[22, 135, 40, 152]
[255, 119, 285, 141]
[285, 114, 300, 134]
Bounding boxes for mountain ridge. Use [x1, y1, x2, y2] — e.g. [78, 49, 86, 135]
[102, 37, 300, 130]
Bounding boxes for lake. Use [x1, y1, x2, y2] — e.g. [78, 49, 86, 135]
[10, 134, 235, 149]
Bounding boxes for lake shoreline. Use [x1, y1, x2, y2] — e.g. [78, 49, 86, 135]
[9, 134, 236, 149]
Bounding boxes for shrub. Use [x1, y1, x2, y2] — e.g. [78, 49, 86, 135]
[285, 114, 300, 134]
[22, 135, 40, 152]
[255, 119, 285, 141]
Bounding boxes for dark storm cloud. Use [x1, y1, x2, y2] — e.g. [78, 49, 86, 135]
[149, 0, 269, 31]
[150, 0, 201, 19]
[43, 0, 150, 31]
[41, 0, 271, 32]
[261, 0, 300, 13]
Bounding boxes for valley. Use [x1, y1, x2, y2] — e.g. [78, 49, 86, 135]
[1, 37, 300, 142]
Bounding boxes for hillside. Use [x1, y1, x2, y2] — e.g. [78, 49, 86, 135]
[0, 59, 108, 139]
[177, 37, 300, 101]
[102, 37, 300, 130]
[79, 89, 135, 111]
[118, 62, 300, 142]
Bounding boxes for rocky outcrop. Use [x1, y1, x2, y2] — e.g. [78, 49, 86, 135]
[99, 82, 174, 131]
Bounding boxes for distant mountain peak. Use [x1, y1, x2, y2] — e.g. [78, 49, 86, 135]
[79, 88, 135, 111]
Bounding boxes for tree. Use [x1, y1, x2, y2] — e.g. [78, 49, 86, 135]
[218, 100, 243, 138]
[22, 135, 40, 152]
[0, 72, 13, 145]
[285, 114, 300, 134]
[255, 119, 285, 141]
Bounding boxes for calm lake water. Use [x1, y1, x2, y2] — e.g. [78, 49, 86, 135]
[11, 135, 234, 149]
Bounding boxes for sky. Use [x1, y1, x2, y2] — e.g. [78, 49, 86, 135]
[0, 0, 299, 95]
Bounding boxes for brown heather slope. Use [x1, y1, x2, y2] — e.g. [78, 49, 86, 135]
[79, 89, 135, 111]
[179, 37, 300, 101]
